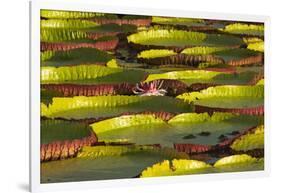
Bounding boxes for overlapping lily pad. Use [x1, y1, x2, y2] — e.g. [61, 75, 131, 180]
[39, 10, 265, 182]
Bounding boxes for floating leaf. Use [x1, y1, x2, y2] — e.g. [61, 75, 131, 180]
[40, 119, 96, 162]
[41, 96, 191, 119]
[177, 85, 264, 115]
[168, 112, 236, 124]
[214, 154, 264, 172]
[41, 134, 96, 162]
[181, 46, 231, 55]
[137, 49, 177, 59]
[145, 70, 222, 82]
[128, 29, 207, 47]
[214, 48, 263, 66]
[41, 37, 119, 52]
[91, 18, 152, 27]
[128, 29, 243, 49]
[91, 113, 261, 147]
[231, 125, 264, 152]
[144, 69, 258, 86]
[41, 119, 92, 144]
[243, 37, 263, 44]
[85, 24, 137, 34]
[41, 64, 147, 84]
[41, 10, 118, 19]
[42, 83, 134, 97]
[140, 159, 212, 177]
[247, 41, 264, 52]
[152, 17, 205, 25]
[137, 49, 224, 66]
[221, 23, 264, 36]
[41, 19, 99, 29]
[91, 114, 166, 136]
[41, 48, 114, 66]
[41, 145, 187, 183]
[41, 28, 88, 42]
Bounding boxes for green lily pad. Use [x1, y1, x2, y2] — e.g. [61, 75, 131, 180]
[140, 154, 263, 178]
[41, 64, 147, 84]
[221, 23, 264, 36]
[128, 29, 243, 48]
[140, 159, 213, 178]
[40, 10, 118, 19]
[214, 154, 264, 173]
[41, 28, 88, 43]
[181, 46, 231, 55]
[91, 113, 261, 146]
[41, 96, 191, 119]
[41, 19, 99, 29]
[247, 42, 264, 52]
[41, 145, 187, 183]
[145, 69, 259, 85]
[41, 119, 92, 144]
[85, 24, 137, 33]
[231, 125, 264, 152]
[41, 48, 114, 66]
[177, 85, 264, 109]
[214, 48, 263, 65]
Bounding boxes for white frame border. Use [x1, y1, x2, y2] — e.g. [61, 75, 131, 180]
[30, 0, 271, 192]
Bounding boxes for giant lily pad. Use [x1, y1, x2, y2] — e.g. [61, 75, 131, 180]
[140, 159, 212, 177]
[128, 29, 243, 49]
[41, 145, 188, 183]
[177, 85, 264, 114]
[230, 125, 264, 152]
[140, 154, 263, 178]
[41, 19, 99, 29]
[41, 28, 88, 43]
[40, 119, 96, 162]
[137, 49, 224, 66]
[214, 49, 263, 66]
[90, 113, 262, 147]
[85, 24, 137, 34]
[41, 119, 92, 144]
[214, 154, 264, 173]
[152, 17, 205, 27]
[41, 64, 147, 84]
[41, 96, 191, 119]
[41, 48, 114, 66]
[144, 69, 259, 86]
[40, 10, 118, 19]
[221, 23, 264, 37]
